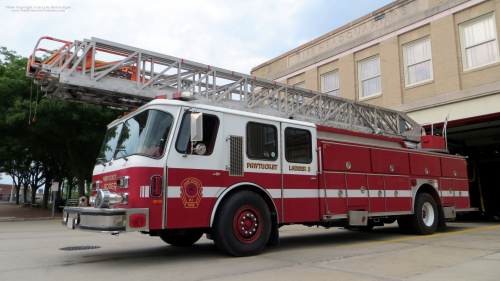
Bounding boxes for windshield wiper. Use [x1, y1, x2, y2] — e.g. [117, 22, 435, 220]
[116, 148, 129, 162]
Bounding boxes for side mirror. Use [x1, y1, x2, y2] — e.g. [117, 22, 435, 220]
[190, 112, 203, 142]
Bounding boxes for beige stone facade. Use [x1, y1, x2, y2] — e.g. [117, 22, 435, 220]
[251, 0, 500, 126]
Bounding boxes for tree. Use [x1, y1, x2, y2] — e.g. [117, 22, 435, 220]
[0, 46, 121, 203]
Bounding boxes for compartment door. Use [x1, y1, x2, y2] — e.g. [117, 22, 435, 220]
[324, 172, 347, 215]
[440, 179, 455, 206]
[368, 175, 385, 213]
[384, 176, 412, 212]
[409, 154, 441, 176]
[346, 174, 368, 209]
[453, 179, 470, 209]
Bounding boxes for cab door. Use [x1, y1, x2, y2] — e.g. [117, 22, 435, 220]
[166, 108, 224, 229]
[222, 116, 283, 220]
[281, 124, 319, 223]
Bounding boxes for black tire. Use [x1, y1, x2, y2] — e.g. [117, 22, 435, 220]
[160, 229, 204, 246]
[409, 193, 438, 235]
[212, 191, 271, 257]
[397, 217, 413, 234]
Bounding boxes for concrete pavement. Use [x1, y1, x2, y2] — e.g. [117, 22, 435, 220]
[0, 220, 499, 280]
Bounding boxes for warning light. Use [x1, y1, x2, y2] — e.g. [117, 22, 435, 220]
[151, 176, 162, 197]
[410, 178, 417, 186]
[173, 91, 196, 101]
[129, 214, 146, 228]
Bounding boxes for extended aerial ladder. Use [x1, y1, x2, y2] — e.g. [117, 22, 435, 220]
[27, 36, 422, 142]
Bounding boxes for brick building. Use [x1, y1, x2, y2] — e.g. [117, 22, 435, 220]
[0, 184, 14, 202]
[252, 0, 500, 215]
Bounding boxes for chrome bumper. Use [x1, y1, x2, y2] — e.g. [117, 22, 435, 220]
[62, 207, 149, 233]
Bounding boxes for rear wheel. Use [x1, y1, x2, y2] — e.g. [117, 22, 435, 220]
[409, 193, 438, 235]
[212, 191, 271, 257]
[160, 229, 204, 246]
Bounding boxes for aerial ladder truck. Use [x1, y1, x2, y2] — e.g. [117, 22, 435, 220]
[27, 36, 476, 256]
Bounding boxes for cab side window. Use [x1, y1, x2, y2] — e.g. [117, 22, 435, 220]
[247, 122, 278, 160]
[285, 127, 312, 163]
[175, 112, 219, 155]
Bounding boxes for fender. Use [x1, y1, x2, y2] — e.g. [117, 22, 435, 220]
[209, 182, 279, 227]
[412, 178, 442, 211]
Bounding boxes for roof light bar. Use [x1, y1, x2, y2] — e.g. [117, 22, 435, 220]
[173, 91, 196, 101]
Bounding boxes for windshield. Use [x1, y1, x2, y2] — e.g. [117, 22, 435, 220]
[97, 124, 123, 163]
[114, 110, 173, 159]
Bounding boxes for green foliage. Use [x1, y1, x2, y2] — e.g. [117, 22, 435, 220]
[0, 46, 121, 200]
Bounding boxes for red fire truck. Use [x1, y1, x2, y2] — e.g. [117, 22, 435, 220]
[27, 37, 476, 256]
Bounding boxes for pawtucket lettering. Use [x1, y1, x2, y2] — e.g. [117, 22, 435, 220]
[246, 163, 278, 170]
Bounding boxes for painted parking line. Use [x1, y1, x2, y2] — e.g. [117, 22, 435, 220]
[261, 225, 500, 257]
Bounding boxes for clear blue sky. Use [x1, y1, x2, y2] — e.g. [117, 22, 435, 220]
[0, 0, 393, 185]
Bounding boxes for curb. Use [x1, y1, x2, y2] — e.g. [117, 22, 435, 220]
[0, 217, 63, 222]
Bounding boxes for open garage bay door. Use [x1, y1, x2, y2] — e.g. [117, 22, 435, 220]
[428, 113, 500, 218]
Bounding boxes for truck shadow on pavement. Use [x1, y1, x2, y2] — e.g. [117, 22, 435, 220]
[61, 223, 472, 268]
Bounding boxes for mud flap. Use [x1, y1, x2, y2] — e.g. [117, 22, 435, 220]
[437, 207, 447, 231]
[267, 213, 280, 247]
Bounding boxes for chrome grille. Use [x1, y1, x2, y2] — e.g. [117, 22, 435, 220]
[230, 136, 244, 176]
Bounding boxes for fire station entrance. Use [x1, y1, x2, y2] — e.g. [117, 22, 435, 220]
[429, 113, 500, 219]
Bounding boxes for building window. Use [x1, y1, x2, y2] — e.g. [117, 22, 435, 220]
[459, 13, 499, 70]
[403, 37, 433, 86]
[321, 70, 339, 97]
[246, 122, 278, 161]
[284, 127, 312, 164]
[294, 81, 306, 89]
[175, 112, 219, 156]
[358, 56, 381, 98]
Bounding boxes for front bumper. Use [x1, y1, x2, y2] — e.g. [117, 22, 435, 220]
[62, 207, 149, 233]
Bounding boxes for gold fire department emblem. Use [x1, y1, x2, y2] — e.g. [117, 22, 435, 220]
[180, 177, 203, 208]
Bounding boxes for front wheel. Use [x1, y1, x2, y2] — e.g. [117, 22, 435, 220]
[409, 193, 438, 235]
[212, 191, 271, 257]
[160, 229, 204, 246]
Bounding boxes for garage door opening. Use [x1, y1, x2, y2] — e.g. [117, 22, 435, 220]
[425, 113, 500, 220]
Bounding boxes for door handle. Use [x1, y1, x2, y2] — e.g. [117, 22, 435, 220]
[311, 177, 317, 180]
[213, 173, 220, 176]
